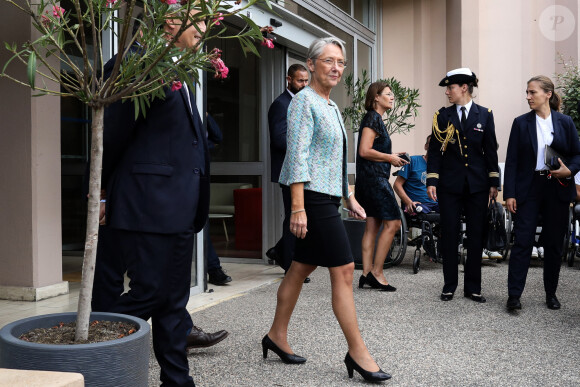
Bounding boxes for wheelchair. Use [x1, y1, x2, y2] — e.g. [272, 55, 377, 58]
[345, 206, 408, 270]
[565, 203, 580, 267]
[403, 210, 441, 274]
[503, 206, 572, 264]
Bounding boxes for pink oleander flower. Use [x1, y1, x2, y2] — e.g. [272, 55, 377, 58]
[106, 0, 118, 7]
[41, 14, 51, 28]
[210, 57, 229, 79]
[52, 5, 64, 18]
[171, 81, 182, 91]
[213, 13, 224, 26]
[261, 38, 274, 49]
[165, 0, 178, 4]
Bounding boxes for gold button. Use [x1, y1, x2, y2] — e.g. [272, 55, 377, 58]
[463, 137, 466, 140]
[465, 163, 468, 167]
[464, 154, 468, 157]
[464, 145, 467, 148]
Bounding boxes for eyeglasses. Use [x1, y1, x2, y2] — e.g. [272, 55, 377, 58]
[315, 57, 347, 68]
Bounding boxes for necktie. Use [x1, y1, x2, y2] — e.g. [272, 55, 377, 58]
[460, 106, 467, 130]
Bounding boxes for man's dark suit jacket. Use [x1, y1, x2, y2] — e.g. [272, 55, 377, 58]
[268, 89, 292, 183]
[427, 103, 500, 193]
[504, 109, 580, 204]
[102, 50, 210, 234]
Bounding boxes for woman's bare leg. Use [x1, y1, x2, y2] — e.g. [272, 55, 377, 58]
[371, 219, 401, 285]
[267, 261, 317, 354]
[361, 217, 381, 276]
[329, 262, 380, 371]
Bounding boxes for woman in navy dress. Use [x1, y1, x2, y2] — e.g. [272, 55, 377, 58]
[355, 81, 408, 291]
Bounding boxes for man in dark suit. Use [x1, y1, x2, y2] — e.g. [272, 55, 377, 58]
[427, 68, 500, 304]
[93, 10, 214, 387]
[266, 64, 309, 278]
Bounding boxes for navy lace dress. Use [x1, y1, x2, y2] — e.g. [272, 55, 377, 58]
[355, 110, 401, 220]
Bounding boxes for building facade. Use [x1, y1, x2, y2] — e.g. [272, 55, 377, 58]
[0, 0, 578, 300]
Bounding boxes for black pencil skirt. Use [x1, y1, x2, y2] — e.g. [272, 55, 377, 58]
[293, 190, 354, 268]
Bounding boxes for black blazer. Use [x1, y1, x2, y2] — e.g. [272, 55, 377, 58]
[268, 90, 292, 183]
[504, 110, 580, 204]
[102, 50, 210, 234]
[427, 103, 500, 194]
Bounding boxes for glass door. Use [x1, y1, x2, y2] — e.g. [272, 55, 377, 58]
[205, 23, 279, 261]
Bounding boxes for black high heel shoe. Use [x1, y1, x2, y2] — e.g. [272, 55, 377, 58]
[261, 335, 306, 364]
[358, 275, 366, 289]
[344, 352, 391, 382]
[365, 273, 397, 292]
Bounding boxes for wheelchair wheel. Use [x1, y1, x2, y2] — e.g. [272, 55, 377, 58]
[562, 207, 573, 263]
[384, 208, 408, 268]
[501, 210, 513, 261]
[459, 245, 467, 266]
[568, 247, 576, 267]
[413, 249, 421, 274]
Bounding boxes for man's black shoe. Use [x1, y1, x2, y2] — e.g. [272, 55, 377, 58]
[186, 325, 229, 350]
[506, 296, 521, 310]
[440, 292, 454, 301]
[464, 292, 486, 303]
[266, 247, 281, 265]
[284, 270, 311, 283]
[546, 294, 561, 310]
[208, 268, 232, 285]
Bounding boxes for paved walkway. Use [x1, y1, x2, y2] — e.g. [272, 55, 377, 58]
[152, 255, 580, 386]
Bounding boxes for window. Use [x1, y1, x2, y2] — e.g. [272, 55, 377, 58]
[354, 0, 376, 31]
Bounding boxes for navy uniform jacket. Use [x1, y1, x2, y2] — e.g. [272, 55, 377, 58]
[426, 103, 500, 194]
[268, 90, 292, 183]
[504, 110, 580, 204]
[102, 50, 210, 234]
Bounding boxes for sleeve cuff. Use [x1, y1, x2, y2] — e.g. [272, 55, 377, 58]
[488, 172, 500, 187]
[426, 173, 439, 187]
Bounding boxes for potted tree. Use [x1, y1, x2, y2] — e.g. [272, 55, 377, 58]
[0, 0, 269, 384]
[342, 72, 420, 268]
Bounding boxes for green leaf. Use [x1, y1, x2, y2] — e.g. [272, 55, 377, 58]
[27, 52, 37, 90]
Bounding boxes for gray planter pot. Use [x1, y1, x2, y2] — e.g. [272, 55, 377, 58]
[0, 312, 150, 387]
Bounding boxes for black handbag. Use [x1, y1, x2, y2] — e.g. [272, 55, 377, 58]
[485, 199, 507, 251]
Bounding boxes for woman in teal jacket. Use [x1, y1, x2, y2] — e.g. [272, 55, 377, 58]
[262, 37, 391, 383]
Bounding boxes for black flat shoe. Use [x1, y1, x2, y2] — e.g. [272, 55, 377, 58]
[440, 292, 454, 301]
[506, 296, 521, 310]
[464, 292, 486, 303]
[365, 273, 397, 291]
[261, 335, 306, 364]
[546, 294, 561, 310]
[358, 275, 366, 289]
[344, 352, 391, 382]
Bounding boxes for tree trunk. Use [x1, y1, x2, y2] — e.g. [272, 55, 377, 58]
[75, 105, 104, 342]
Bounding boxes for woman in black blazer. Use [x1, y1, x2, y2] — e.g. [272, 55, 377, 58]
[504, 75, 580, 311]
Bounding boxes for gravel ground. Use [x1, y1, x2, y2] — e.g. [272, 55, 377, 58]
[148, 254, 580, 387]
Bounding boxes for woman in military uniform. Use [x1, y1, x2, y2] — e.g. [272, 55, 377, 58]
[426, 68, 500, 303]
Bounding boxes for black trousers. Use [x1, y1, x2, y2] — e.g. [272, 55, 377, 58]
[273, 184, 295, 271]
[95, 228, 196, 387]
[92, 225, 125, 311]
[438, 184, 488, 294]
[508, 174, 570, 297]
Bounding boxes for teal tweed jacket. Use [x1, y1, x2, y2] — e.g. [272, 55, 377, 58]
[278, 86, 349, 198]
